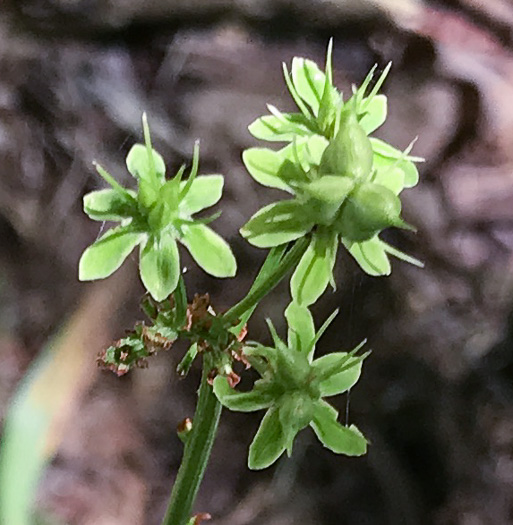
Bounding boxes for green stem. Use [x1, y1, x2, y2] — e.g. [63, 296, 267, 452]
[223, 237, 309, 325]
[162, 238, 309, 524]
[161, 358, 222, 525]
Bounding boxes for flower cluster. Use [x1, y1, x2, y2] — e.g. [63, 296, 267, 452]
[240, 41, 423, 305]
[79, 115, 236, 301]
[214, 302, 368, 469]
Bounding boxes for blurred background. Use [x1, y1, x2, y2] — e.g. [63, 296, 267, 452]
[1, 0, 513, 524]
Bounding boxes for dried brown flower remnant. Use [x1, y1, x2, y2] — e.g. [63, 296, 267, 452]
[185, 293, 214, 331]
[192, 512, 212, 524]
[177, 417, 193, 434]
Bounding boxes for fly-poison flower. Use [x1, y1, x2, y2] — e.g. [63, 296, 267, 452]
[240, 41, 423, 305]
[79, 115, 236, 301]
[214, 301, 368, 470]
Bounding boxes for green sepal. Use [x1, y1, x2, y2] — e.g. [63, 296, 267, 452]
[181, 223, 236, 278]
[290, 230, 338, 306]
[240, 200, 314, 248]
[79, 225, 144, 281]
[213, 376, 274, 412]
[179, 175, 224, 215]
[139, 233, 180, 301]
[310, 400, 367, 456]
[312, 352, 363, 397]
[83, 188, 137, 222]
[284, 301, 315, 358]
[248, 406, 288, 470]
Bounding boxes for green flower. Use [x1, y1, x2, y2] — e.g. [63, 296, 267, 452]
[213, 302, 368, 470]
[241, 42, 423, 305]
[79, 114, 236, 301]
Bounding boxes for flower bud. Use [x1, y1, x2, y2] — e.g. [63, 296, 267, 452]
[302, 175, 354, 225]
[319, 108, 373, 180]
[335, 182, 410, 242]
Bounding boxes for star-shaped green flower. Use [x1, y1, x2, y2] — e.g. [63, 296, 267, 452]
[79, 115, 236, 301]
[213, 301, 368, 470]
[240, 42, 423, 305]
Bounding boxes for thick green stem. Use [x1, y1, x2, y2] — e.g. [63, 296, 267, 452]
[162, 238, 309, 524]
[223, 237, 309, 325]
[161, 359, 222, 525]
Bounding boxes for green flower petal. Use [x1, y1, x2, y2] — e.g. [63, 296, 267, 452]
[344, 236, 391, 276]
[79, 226, 144, 281]
[179, 175, 224, 215]
[359, 94, 387, 134]
[248, 113, 314, 142]
[312, 352, 362, 397]
[372, 156, 406, 195]
[248, 406, 288, 470]
[240, 200, 314, 248]
[370, 138, 424, 163]
[181, 223, 236, 278]
[279, 134, 329, 169]
[284, 301, 315, 358]
[83, 188, 137, 222]
[278, 391, 315, 455]
[126, 143, 166, 182]
[290, 230, 338, 306]
[310, 400, 367, 456]
[213, 376, 273, 412]
[291, 57, 326, 116]
[139, 233, 180, 301]
[242, 148, 294, 193]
